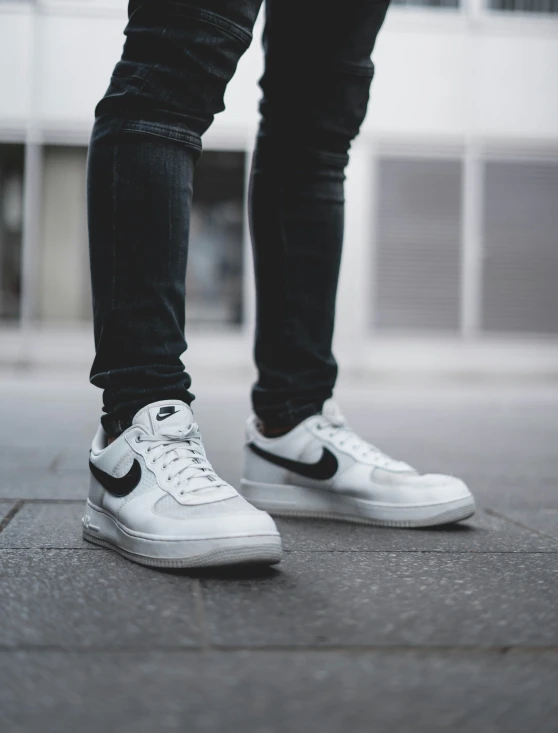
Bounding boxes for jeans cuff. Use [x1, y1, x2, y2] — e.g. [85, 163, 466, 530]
[254, 400, 325, 430]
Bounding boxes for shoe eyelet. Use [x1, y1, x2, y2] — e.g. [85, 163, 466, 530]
[179, 490, 185, 496]
[167, 476, 171, 482]
[146, 447, 152, 453]
[135, 436, 141, 443]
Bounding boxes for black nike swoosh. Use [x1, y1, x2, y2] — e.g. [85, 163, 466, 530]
[89, 458, 142, 497]
[156, 408, 178, 422]
[248, 443, 338, 480]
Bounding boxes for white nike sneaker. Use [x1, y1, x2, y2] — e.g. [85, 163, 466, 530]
[84, 400, 282, 568]
[240, 399, 475, 528]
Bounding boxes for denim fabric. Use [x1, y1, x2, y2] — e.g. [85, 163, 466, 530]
[88, 0, 390, 436]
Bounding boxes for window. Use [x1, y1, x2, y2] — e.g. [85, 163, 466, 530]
[0, 144, 24, 321]
[187, 151, 245, 327]
[391, 0, 460, 8]
[373, 157, 463, 332]
[40, 146, 90, 321]
[488, 0, 558, 13]
[31, 146, 245, 326]
[481, 160, 558, 335]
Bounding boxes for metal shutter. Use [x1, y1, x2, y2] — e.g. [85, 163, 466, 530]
[374, 157, 462, 332]
[482, 160, 558, 335]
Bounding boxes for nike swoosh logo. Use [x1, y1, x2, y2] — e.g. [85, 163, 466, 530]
[156, 407, 179, 421]
[248, 443, 338, 480]
[89, 458, 141, 497]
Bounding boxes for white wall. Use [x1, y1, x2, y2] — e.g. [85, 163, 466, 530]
[1, 0, 557, 371]
[1, 2, 557, 144]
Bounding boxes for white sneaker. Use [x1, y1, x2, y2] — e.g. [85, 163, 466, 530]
[240, 399, 475, 528]
[84, 400, 282, 568]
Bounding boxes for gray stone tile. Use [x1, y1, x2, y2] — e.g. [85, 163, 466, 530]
[6, 503, 554, 553]
[466, 475, 558, 511]
[0, 502, 92, 549]
[5, 499, 551, 548]
[0, 470, 88, 500]
[0, 447, 59, 472]
[1, 650, 557, 733]
[0, 550, 201, 649]
[495, 508, 558, 542]
[201, 552, 558, 647]
[277, 510, 558, 553]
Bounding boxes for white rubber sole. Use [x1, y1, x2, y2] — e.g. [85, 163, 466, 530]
[82, 500, 282, 568]
[239, 480, 475, 528]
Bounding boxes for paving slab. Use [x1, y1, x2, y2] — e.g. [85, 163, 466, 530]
[0, 448, 60, 472]
[0, 471, 89, 500]
[495, 508, 558, 542]
[0, 550, 201, 649]
[1, 650, 557, 733]
[276, 511, 558, 553]
[470, 476, 558, 512]
[3, 503, 556, 553]
[0, 502, 92, 549]
[200, 552, 558, 647]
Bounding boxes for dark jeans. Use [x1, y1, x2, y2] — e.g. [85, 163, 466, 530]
[88, 0, 390, 436]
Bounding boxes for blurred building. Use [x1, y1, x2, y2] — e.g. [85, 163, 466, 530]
[0, 0, 557, 375]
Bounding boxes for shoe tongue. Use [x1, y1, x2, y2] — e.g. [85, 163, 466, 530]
[132, 400, 194, 437]
[322, 398, 346, 427]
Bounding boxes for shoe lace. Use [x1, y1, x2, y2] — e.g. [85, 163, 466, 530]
[136, 422, 226, 493]
[316, 411, 407, 469]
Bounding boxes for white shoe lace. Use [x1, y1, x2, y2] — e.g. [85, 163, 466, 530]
[135, 422, 226, 494]
[317, 403, 411, 470]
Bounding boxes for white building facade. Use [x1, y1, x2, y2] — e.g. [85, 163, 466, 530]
[1, 0, 557, 375]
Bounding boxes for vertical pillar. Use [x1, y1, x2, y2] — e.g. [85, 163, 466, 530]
[461, 140, 483, 337]
[334, 142, 374, 369]
[242, 146, 256, 339]
[20, 141, 42, 327]
[20, 1, 42, 332]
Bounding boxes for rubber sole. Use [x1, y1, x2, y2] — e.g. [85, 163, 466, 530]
[240, 480, 475, 528]
[82, 501, 282, 569]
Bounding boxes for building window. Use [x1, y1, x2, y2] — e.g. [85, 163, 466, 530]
[373, 157, 463, 332]
[481, 160, 558, 335]
[0, 144, 24, 322]
[188, 150, 245, 327]
[488, 0, 558, 13]
[40, 146, 90, 322]
[30, 146, 245, 326]
[391, 0, 460, 8]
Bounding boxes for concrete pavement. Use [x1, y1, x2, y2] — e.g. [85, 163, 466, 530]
[1, 373, 557, 732]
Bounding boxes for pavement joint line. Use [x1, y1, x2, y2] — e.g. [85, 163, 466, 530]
[484, 507, 558, 546]
[0, 547, 102, 550]
[1, 548, 557, 555]
[46, 453, 62, 473]
[0, 501, 25, 535]
[192, 578, 212, 651]
[0, 499, 86, 504]
[0, 645, 557, 654]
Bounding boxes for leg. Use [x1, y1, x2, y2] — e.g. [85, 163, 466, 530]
[242, 0, 474, 529]
[250, 0, 390, 428]
[88, 0, 262, 436]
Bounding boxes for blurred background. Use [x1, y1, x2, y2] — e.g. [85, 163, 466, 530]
[1, 5, 558, 729]
[0, 0, 557, 379]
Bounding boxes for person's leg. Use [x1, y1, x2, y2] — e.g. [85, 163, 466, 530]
[250, 0, 390, 430]
[88, 0, 262, 437]
[84, 0, 283, 569]
[242, 0, 474, 528]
